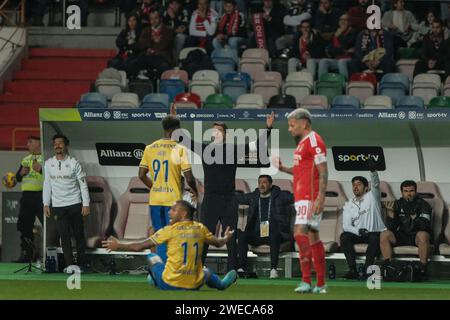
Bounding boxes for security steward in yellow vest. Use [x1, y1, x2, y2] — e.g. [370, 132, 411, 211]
[14, 136, 44, 262]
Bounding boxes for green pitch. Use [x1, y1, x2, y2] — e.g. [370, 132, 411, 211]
[1, 263, 450, 300]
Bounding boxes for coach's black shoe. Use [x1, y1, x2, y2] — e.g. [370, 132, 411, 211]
[342, 270, 358, 280]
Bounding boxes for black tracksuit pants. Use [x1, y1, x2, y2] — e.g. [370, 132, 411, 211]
[52, 203, 86, 267]
[237, 229, 282, 270]
[17, 191, 43, 254]
[200, 193, 238, 271]
[340, 231, 381, 271]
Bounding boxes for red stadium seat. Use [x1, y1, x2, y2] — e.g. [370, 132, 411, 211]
[174, 92, 202, 108]
[350, 72, 377, 88]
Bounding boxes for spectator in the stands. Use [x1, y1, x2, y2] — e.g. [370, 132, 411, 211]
[288, 19, 326, 78]
[126, 10, 174, 78]
[213, 0, 246, 51]
[381, 0, 418, 50]
[109, 13, 143, 70]
[279, 0, 313, 51]
[318, 13, 357, 80]
[236, 175, 294, 279]
[251, 0, 287, 58]
[137, 0, 162, 27]
[313, 0, 343, 44]
[187, 0, 219, 54]
[350, 27, 395, 76]
[347, 0, 371, 32]
[163, 0, 189, 60]
[380, 180, 433, 279]
[413, 19, 450, 80]
[412, 10, 450, 47]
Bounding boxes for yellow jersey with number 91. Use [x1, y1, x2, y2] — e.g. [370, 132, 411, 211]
[139, 139, 192, 206]
[150, 221, 214, 289]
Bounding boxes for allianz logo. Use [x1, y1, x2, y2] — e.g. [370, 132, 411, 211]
[378, 112, 397, 118]
[83, 112, 104, 118]
[100, 149, 143, 159]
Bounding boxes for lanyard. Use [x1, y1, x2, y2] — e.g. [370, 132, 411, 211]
[258, 197, 271, 222]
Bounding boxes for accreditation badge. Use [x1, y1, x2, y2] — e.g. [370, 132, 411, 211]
[260, 221, 269, 238]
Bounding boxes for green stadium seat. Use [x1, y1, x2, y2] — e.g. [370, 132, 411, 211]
[203, 94, 234, 109]
[428, 96, 450, 109]
[397, 47, 420, 59]
[319, 73, 346, 89]
[316, 82, 343, 106]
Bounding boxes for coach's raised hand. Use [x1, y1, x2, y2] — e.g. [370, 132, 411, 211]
[266, 111, 275, 129]
[170, 103, 177, 116]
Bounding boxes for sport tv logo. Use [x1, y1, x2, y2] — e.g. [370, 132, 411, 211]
[332, 146, 386, 171]
[96, 143, 146, 166]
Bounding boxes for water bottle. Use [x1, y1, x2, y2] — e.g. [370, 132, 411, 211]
[328, 262, 336, 280]
[45, 256, 51, 273]
[358, 263, 365, 279]
[110, 257, 116, 275]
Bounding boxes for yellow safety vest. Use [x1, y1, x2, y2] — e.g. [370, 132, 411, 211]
[20, 154, 44, 192]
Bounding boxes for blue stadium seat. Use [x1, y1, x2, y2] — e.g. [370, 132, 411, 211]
[379, 73, 410, 104]
[331, 95, 360, 109]
[140, 93, 170, 109]
[222, 72, 252, 103]
[395, 96, 425, 109]
[77, 92, 108, 108]
[159, 79, 186, 102]
[211, 48, 239, 79]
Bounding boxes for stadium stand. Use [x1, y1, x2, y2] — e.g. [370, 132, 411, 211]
[283, 71, 314, 107]
[174, 92, 202, 109]
[412, 73, 442, 105]
[299, 95, 328, 110]
[189, 70, 220, 102]
[252, 71, 283, 105]
[140, 93, 170, 109]
[267, 94, 296, 109]
[395, 96, 425, 109]
[77, 92, 108, 109]
[204, 93, 234, 109]
[239, 48, 269, 79]
[330, 95, 361, 110]
[235, 93, 264, 109]
[222, 72, 252, 103]
[363, 95, 393, 109]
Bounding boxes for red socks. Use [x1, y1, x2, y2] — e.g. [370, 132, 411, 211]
[311, 240, 326, 287]
[295, 234, 312, 285]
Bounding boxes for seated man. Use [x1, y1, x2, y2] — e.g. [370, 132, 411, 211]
[413, 19, 450, 80]
[103, 200, 237, 291]
[380, 180, 433, 279]
[340, 161, 386, 280]
[350, 27, 395, 76]
[313, 0, 343, 44]
[163, 0, 190, 60]
[236, 175, 294, 279]
[213, 0, 247, 51]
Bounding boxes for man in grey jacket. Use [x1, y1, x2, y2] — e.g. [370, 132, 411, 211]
[43, 134, 90, 272]
[340, 161, 386, 280]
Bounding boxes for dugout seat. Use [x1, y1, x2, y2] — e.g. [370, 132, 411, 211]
[84, 176, 113, 248]
[272, 179, 293, 193]
[113, 177, 151, 241]
[439, 217, 450, 256]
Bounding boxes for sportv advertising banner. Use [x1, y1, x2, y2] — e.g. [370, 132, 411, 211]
[332, 146, 386, 171]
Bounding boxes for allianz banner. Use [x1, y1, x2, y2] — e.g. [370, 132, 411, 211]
[96, 143, 146, 166]
[332, 146, 386, 171]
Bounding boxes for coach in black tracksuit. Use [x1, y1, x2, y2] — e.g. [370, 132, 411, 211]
[176, 113, 274, 271]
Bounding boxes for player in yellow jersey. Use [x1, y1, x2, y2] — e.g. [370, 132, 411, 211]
[102, 200, 237, 291]
[139, 115, 198, 262]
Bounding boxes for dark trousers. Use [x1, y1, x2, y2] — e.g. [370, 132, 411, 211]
[413, 59, 450, 81]
[186, 36, 214, 55]
[125, 53, 172, 78]
[237, 229, 282, 270]
[17, 191, 43, 255]
[340, 231, 380, 271]
[349, 58, 395, 77]
[200, 193, 238, 271]
[53, 203, 86, 267]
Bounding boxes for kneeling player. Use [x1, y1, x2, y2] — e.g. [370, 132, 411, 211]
[102, 200, 237, 291]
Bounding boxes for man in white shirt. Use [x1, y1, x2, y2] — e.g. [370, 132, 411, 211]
[187, 0, 218, 53]
[43, 134, 90, 272]
[340, 161, 386, 280]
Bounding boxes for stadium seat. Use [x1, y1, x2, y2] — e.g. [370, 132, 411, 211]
[161, 69, 189, 87]
[95, 78, 122, 99]
[77, 92, 108, 108]
[203, 94, 234, 109]
[267, 94, 296, 109]
[412, 73, 442, 105]
[325, 181, 348, 252]
[211, 47, 238, 79]
[428, 96, 450, 109]
[235, 179, 251, 193]
[128, 79, 154, 100]
[397, 47, 420, 59]
[444, 76, 450, 97]
[300, 95, 328, 110]
[113, 177, 151, 240]
[439, 218, 450, 256]
[235, 94, 265, 109]
[394, 181, 446, 255]
[110, 93, 139, 108]
[85, 176, 113, 248]
[98, 67, 127, 90]
[252, 71, 282, 105]
[362, 95, 393, 109]
[319, 73, 346, 90]
[350, 72, 377, 88]
[140, 93, 170, 109]
[179, 47, 207, 63]
[239, 48, 269, 79]
[316, 82, 343, 105]
[379, 73, 410, 104]
[222, 72, 252, 103]
[159, 79, 186, 102]
[284, 71, 314, 106]
[272, 179, 293, 193]
[174, 92, 202, 109]
[396, 59, 419, 81]
[395, 96, 425, 109]
[331, 95, 360, 109]
[347, 81, 375, 104]
[190, 70, 220, 102]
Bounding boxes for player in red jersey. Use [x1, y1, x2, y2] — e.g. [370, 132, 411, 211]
[273, 108, 328, 294]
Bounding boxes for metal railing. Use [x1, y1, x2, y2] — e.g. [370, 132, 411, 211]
[0, 0, 25, 26]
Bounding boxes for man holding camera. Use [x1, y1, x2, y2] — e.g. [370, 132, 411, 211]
[340, 160, 386, 280]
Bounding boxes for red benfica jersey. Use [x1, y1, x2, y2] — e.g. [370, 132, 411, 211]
[293, 131, 327, 202]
